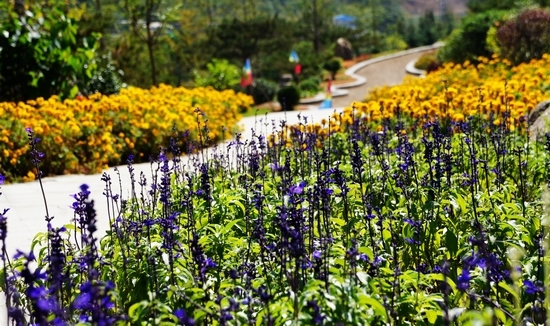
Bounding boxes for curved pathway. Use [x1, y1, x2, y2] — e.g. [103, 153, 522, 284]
[332, 51, 430, 108]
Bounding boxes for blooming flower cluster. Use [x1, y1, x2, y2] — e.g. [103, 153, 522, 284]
[323, 54, 550, 133]
[2, 54, 550, 325]
[0, 84, 253, 182]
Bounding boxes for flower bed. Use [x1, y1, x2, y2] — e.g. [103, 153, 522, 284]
[0, 84, 253, 182]
[2, 100, 550, 325]
[346, 54, 550, 126]
[2, 55, 550, 325]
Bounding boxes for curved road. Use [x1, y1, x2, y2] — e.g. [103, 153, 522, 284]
[332, 51, 429, 108]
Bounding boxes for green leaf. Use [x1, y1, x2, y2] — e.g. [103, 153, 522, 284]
[425, 309, 440, 323]
[332, 218, 345, 226]
[445, 230, 458, 256]
[128, 301, 145, 320]
[357, 294, 387, 320]
[498, 282, 519, 303]
[454, 193, 468, 214]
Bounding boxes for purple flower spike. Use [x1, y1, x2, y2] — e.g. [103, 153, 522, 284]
[313, 250, 322, 260]
[457, 269, 471, 292]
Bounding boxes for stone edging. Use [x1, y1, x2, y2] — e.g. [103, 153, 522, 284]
[299, 42, 445, 104]
[405, 59, 426, 76]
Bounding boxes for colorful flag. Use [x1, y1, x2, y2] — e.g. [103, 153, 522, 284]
[320, 80, 332, 109]
[241, 58, 253, 87]
[289, 50, 300, 63]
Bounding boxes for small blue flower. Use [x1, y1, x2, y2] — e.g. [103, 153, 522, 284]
[174, 308, 196, 326]
[457, 269, 471, 291]
[312, 250, 322, 260]
[74, 292, 92, 310]
[524, 279, 544, 296]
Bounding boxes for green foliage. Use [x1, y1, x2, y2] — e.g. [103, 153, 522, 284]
[83, 52, 125, 96]
[485, 25, 501, 55]
[402, 10, 455, 49]
[193, 59, 242, 91]
[277, 85, 300, 111]
[437, 10, 508, 64]
[291, 41, 325, 80]
[466, 0, 517, 12]
[380, 34, 408, 52]
[414, 53, 438, 70]
[322, 57, 342, 80]
[250, 78, 279, 105]
[298, 76, 322, 98]
[0, 0, 99, 102]
[416, 11, 439, 45]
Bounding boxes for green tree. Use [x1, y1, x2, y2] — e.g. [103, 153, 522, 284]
[122, 0, 179, 86]
[193, 59, 241, 90]
[298, 0, 335, 55]
[0, 0, 99, 101]
[467, 0, 518, 12]
[417, 11, 438, 45]
[437, 9, 508, 63]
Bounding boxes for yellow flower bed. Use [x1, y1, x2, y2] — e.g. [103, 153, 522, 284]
[333, 54, 550, 132]
[0, 84, 253, 182]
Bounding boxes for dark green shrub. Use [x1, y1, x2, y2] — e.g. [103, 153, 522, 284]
[299, 77, 322, 97]
[322, 58, 342, 80]
[467, 0, 516, 13]
[437, 10, 508, 64]
[277, 86, 300, 111]
[0, 0, 99, 102]
[496, 8, 550, 65]
[250, 78, 279, 105]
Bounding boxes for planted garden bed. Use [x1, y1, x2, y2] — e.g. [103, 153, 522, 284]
[1, 54, 550, 325]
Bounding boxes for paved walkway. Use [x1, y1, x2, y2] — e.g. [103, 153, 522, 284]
[332, 51, 430, 108]
[0, 45, 438, 323]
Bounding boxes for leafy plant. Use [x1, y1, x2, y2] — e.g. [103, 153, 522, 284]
[322, 58, 343, 80]
[193, 59, 242, 91]
[414, 53, 438, 70]
[298, 77, 322, 98]
[437, 10, 508, 64]
[250, 78, 279, 105]
[0, 0, 99, 102]
[277, 85, 300, 111]
[82, 52, 126, 96]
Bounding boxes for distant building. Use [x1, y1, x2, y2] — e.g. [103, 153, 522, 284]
[332, 14, 357, 29]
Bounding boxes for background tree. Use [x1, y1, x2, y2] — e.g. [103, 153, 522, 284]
[0, 0, 99, 101]
[122, 0, 179, 86]
[298, 0, 335, 55]
[437, 9, 508, 63]
[467, 0, 517, 12]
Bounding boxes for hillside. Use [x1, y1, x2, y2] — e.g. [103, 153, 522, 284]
[401, 0, 469, 16]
